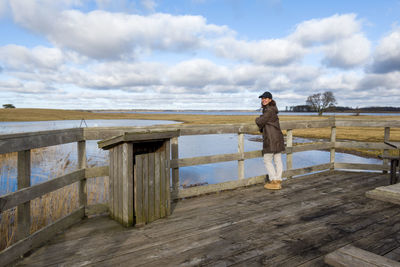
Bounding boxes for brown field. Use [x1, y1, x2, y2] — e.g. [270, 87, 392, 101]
[1, 108, 399, 142]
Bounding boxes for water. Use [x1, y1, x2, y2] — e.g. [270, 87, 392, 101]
[0, 119, 178, 134]
[95, 110, 400, 116]
[0, 120, 382, 195]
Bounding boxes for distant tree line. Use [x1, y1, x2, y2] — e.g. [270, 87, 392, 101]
[287, 91, 400, 115]
[288, 105, 400, 113]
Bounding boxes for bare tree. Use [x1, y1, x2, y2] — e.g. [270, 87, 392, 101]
[306, 91, 337, 115]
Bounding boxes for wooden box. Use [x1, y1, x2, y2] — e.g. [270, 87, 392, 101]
[98, 130, 179, 227]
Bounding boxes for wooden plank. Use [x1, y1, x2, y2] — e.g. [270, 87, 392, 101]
[243, 150, 263, 160]
[366, 183, 400, 205]
[134, 154, 144, 226]
[238, 133, 245, 180]
[154, 152, 161, 219]
[160, 146, 166, 218]
[171, 153, 241, 168]
[113, 147, 118, 221]
[78, 141, 87, 212]
[334, 163, 386, 171]
[0, 169, 85, 212]
[0, 207, 84, 267]
[97, 130, 179, 150]
[127, 144, 133, 226]
[165, 139, 171, 216]
[283, 163, 332, 178]
[117, 145, 123, 224]
[174, 175, 266, 199]
[285, 142, 333, 153]
[85, 166, 109, 178]
[171, 137, 179, 194]
[109, 148, 114, 219]
[121, 143, 134, 226]
[16, 150, 31, 242]
[114, 146, 120, 224]
[143, 153, 149, 223]
[383, 127, 390, 174]
[0, 128, 84, 154]
[335, 119, 400, 128]
[331, 126, 336, 170]
[286, 129, 293, 179]
[335, 141, 393, 150]
[324, 245, 400, 267]
[148, 152, 155, 223]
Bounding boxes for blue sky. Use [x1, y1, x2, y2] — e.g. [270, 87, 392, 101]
[0, 0, 399, 110]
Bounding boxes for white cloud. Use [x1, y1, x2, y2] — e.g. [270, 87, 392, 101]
[289, 14, 361, 46]
[8, 1, 231, 59]
[370, 27, 400, 73]
[0, 45, 64, 71]
[165, 59, 231, 90]
[322, 33, 371, 68]
[214, 37, 305, 65]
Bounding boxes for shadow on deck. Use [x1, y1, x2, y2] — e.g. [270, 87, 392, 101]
[15, 171, 400, 266]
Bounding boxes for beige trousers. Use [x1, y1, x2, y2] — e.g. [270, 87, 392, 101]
[263, 153, 283, 181]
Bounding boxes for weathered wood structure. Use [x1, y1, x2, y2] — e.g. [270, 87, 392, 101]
[98, 130, 179, 226]
[0, 117, 399, 266]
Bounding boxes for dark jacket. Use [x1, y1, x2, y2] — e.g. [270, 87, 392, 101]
[255, 105, 285, 154]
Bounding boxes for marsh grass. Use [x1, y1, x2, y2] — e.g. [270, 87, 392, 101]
[0, 145, 109, 251]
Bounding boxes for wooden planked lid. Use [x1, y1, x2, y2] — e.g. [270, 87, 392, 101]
[98, 129, 180, 150]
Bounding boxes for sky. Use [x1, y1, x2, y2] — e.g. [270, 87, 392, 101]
[0, 0, 400, 110]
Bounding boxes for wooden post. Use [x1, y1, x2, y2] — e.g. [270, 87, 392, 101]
[238, 133, 245, 180]
[330, 126, 336, 170]
[171, 137, 179, 195]
[16, 150, 31, 241]
[78, 141, 87, 215]
[286, 129, 293, 179]
[383, 127, 390, 174]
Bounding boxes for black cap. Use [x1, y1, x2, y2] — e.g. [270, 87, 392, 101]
[259, 91, 272, 99]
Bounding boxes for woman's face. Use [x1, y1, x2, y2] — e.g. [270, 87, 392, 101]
[261, 98, 271, 106]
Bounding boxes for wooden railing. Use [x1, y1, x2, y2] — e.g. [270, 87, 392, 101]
[0, 118, 399, 266]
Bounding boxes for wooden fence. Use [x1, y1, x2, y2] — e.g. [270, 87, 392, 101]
[0, 118, 399, 266]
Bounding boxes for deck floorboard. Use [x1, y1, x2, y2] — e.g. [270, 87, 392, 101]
[15, 171, 400, 266]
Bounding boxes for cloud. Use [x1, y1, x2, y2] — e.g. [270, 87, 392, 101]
[165, 59, 231, 90]
[0, 45, 65, 71]
[369, 27, 400, 73]
[322, 33, 371, 68]
[289, 14, 361, 46]
[8, 1, 231, 60]
[213, 37, 305, 65]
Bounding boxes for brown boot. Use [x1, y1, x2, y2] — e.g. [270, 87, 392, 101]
[264, 180, 282, 190]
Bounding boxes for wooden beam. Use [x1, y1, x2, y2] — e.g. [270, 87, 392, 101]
[78, 141, 87, 213]
[0, 128, 83, 154]
[324, 244, 400, 267]
[0, 169, 85, 213]
[283, 163, 333, 178]
[16, 150, 31, 242]
[366, 183, 400, 205]
[171, 137, 179, 194]
[286, 129, 293, 179]
[85, 166, 109, 178]
[330, 125, 336, 171]
[334, 163, 386, 171]
[238, 133, 245, 180]
[335, 141, 393, 150]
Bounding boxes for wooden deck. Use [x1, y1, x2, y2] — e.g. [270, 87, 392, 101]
[15, 171, 400, 266]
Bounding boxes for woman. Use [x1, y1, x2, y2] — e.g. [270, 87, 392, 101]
[255, 91, 285, 190]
